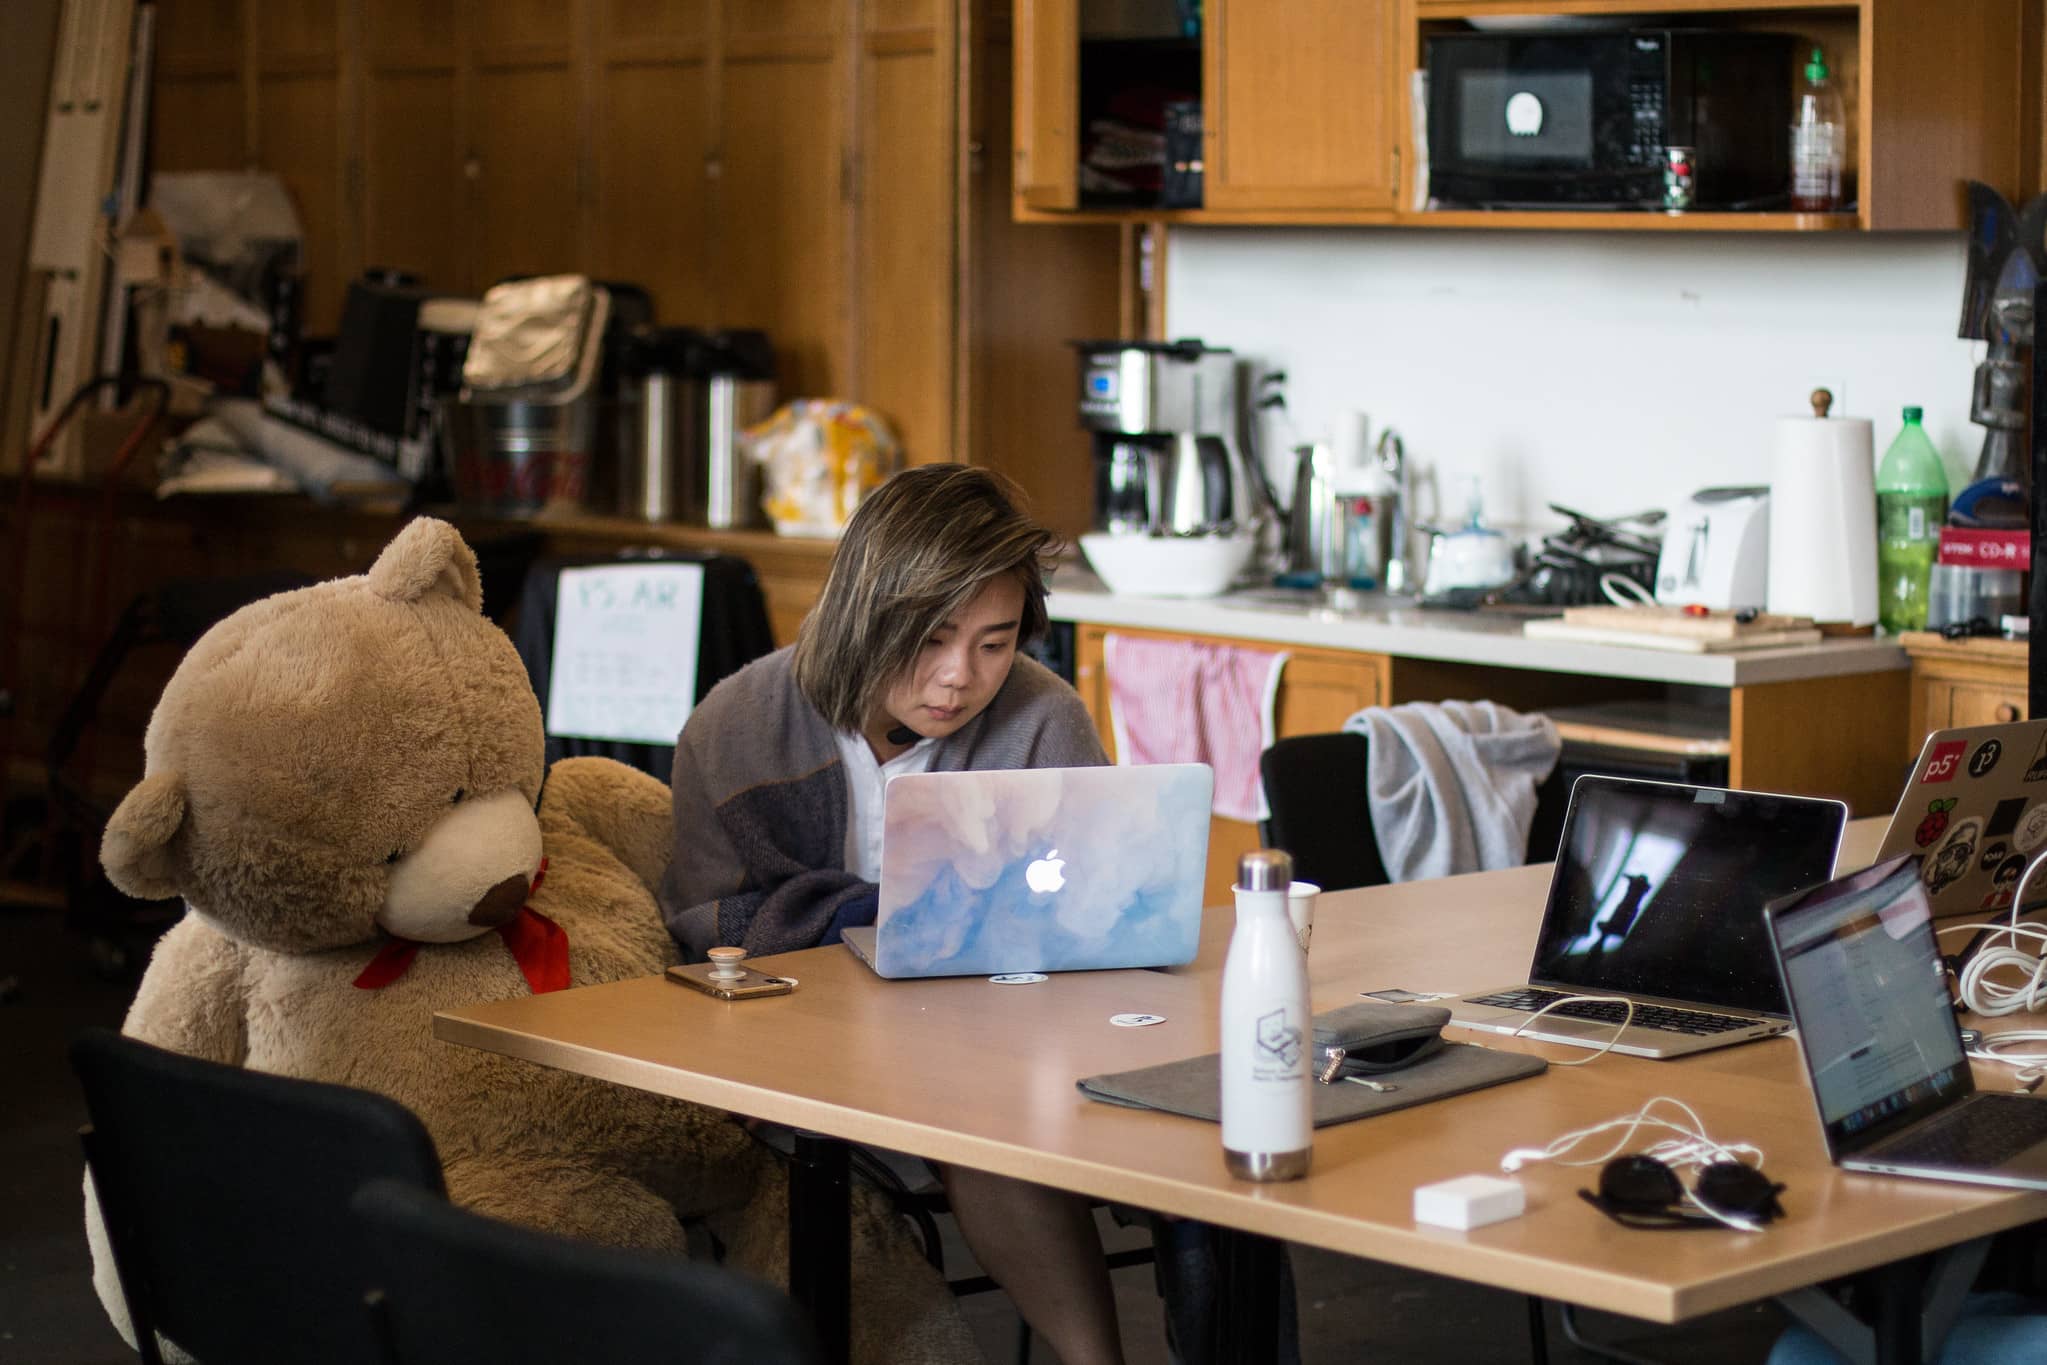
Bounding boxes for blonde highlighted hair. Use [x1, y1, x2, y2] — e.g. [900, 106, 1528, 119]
[793, 464, 1055, 732]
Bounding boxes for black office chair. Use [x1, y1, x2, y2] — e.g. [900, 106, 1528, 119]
[354, 1177, 820, 1365]
[1258, 729, 1570, 891]
[70, 1028, 446, 1365]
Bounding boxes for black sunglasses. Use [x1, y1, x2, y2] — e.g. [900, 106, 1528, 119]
[1577, 1154, 1786, 1230]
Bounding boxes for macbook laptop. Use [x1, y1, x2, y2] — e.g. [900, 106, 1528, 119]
[1874, 718, 2047, 922]
[1447, 775, 1847, 1059]
[841, 763, 1213, 979]
[1765, 854, 2047, 1190]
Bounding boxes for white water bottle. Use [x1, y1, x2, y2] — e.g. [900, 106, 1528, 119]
[1220, 849, 1313, 1181]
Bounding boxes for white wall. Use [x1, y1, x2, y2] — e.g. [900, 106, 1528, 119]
[1165, 226, 1984, 539]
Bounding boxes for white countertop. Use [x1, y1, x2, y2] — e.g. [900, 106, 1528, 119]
[1046, 577, 1908, 688]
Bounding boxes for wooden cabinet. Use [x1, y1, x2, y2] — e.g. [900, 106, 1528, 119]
[1902, 632, 2028, 755]
[1074, 622, 1390, 904]
[147, 0, 1123, 533]
[1015, 0, 2032, 230]
[1012, 0, 1401, 220]
[1203, 0, 1400, 213]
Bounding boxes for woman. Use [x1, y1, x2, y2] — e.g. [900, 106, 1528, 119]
[659, 463, 1126, 1365]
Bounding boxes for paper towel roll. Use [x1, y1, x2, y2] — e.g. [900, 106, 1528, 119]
[1766, 412, 1877, 627]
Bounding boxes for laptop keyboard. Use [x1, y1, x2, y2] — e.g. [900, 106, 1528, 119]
[1879, 1097, 2047, 1168]
[1464, 987, 1760, 1036]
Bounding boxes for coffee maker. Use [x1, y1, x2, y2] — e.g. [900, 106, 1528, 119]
[1072, 339, 1256, 535]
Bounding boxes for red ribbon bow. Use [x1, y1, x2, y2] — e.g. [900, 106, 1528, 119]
[353, 859, 569, 994]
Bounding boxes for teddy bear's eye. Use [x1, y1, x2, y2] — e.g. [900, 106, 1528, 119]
[452, 789, 465, 804]
[384, 849, 402, 865]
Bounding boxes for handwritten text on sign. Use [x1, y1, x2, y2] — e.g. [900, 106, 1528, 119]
[546, 563, 705, 744]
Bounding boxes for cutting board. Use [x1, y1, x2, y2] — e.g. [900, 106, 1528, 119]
[1523, 605, 1822, 653]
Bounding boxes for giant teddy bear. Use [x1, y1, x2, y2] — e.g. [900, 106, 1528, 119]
[88, 517, 978, 1363]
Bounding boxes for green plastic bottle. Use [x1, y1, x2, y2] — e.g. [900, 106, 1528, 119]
[1875, 407, 1948, 633]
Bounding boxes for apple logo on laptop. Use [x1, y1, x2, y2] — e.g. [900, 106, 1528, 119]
[1025, 849, 1067, 895]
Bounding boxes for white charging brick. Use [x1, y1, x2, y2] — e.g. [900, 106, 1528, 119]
[1413, 1175, 1526, 1230]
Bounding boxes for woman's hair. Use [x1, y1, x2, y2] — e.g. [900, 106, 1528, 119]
[793, 464, 1056, 731]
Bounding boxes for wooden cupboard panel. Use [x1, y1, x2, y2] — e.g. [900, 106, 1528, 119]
[1901, 633, 2029, 759]
[255, 0, 337, 62]
[727, 0, 836, 39]
[594, 59, 713, 323]
[363, 0, 458, 57]
[1868, 0, 2024, 227]
[720, 53, 843, 399]
[1730, 670, 1911, 817]
[255, 72, 344, 330]
[1011, 0, 1079, 211]
[1948, 682, 2028, 731]
[599, 0, 710, 52]
[155, 0, 243, 66]
[858, 45, 951, 463]
[1274, 653, 1386, 736]
[1204, 0, 1398, 210]
[469, 0, 574, 53]
[866, 0, 936, 33]
[470, 65, 582, 288]
[153, 76, 246, 170]
[364, 70, 466, 291]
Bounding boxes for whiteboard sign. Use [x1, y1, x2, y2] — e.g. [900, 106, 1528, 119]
[546, 563, 705, 744]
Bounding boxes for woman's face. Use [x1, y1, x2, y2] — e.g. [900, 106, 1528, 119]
[875, 575, 1025, 744]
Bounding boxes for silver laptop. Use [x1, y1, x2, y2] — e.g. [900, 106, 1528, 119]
[841, 763, 1214, 979]
[1448, 775, 1847, 1059]
[1875, 718, 2047, 923]
[1765, 854, 2047, 1190]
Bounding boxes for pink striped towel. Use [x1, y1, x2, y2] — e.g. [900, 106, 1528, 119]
[1103, 633, 1288, 823]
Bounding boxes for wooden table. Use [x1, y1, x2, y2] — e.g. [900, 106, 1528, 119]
[435, 822, 2044, 1362]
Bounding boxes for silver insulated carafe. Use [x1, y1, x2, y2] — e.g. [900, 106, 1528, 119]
[620, 328, 775, 526]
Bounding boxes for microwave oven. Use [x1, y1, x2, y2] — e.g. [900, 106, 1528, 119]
[1425, 30, 1796, 210]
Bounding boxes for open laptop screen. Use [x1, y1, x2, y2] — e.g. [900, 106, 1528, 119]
[1767, 857, 1971, 1155]
[1528, 777, 1846, 1014]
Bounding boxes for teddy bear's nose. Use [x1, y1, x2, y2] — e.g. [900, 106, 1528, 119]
[467, 874, 530, 928]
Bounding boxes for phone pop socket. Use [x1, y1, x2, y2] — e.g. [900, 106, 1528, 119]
[706, 946, 748, 981]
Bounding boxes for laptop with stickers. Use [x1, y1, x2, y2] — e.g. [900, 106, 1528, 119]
[840, 763, 1214, 979]
[1875, 718, 2047, 922]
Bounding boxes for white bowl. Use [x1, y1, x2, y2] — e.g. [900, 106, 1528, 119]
[1080, 531, 1258, 598]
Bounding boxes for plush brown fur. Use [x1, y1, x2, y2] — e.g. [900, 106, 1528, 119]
[89, 518, 978, 1364]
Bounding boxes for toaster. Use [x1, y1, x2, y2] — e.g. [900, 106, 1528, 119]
[1655, 486, 1770, 611]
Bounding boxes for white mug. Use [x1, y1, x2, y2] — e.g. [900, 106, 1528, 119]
[1287, 881, 1320, 954]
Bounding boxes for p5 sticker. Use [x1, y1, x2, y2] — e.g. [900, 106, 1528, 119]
[1920, 740, 1968, 784]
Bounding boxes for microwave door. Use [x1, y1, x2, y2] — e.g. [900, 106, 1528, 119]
[1425, 33, 1658, 208]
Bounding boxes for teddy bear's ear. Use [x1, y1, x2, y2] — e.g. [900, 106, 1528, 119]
[101, 771, 189, 900]
[366, 517, 484, 614]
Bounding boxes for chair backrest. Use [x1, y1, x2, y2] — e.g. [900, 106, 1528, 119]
[1259, 729, 1571, 891]
[1259, 732, 1387, 892]
[70, 1028, 445, 1365]
[353, 1178, 820, 1365]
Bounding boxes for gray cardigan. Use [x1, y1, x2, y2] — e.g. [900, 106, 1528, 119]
[658, 646, 1108, 960]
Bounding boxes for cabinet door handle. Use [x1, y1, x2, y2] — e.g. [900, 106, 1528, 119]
[1998, 702, 2021, 723]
